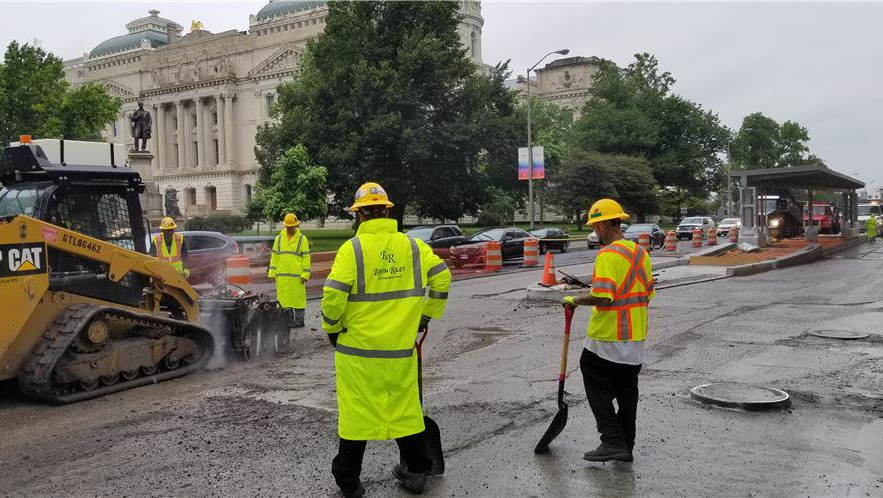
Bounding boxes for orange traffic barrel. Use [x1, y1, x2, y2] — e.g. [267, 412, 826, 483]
[729, 227, 739, 243]
[706, 226, 718, 245]
[226, 255, 252, 285]
[665, 230, 677, 251]
[523, 238, 539, 267]
[638, 232, 650, 249]
[692, 228, 703, 247]
[541, 252, 558, 286]
[484, 241, 503, 271]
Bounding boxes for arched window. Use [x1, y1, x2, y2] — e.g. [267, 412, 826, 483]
[471, 31, 478, 59]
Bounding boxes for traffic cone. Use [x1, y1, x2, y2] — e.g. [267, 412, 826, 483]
[541, 252, 558, 286]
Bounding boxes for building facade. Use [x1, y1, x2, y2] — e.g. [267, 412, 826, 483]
[64, 1, 485, 218]
[506, 56, 603, 121]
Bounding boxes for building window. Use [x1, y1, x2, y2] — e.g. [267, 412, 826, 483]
[471, 31, 478, 59]
[245, 184, 253, 204]
[213, 139, 219, 165]
[193, 142, 198, 166]
[206, 186, 217, 211]
[188, 188, 197, 205]
[111, 121, 119, 137]
[266, 94, 275, 115]
[212, 111, 218, 125]
[174, 144, 179, 165]
[173, 117, 178, 130]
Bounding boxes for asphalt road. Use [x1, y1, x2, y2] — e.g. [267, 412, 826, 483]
[1, 243, 880, 496]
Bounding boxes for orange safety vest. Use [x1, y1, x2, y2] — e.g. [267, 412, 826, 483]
[588, 240, 654, 342]
[154, 233, 185, 275]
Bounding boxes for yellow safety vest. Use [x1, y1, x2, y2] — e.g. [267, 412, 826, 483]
[321, 218, 452, 440]
[588, 239, 655, 342]
[268, 229, 311, 309]
[868, 215, 878, 237]
[154, 233, 185, 275]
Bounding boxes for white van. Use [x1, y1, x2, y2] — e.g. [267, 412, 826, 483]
[858, 202, 882, 233]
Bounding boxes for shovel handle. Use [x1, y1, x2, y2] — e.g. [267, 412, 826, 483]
[558, 306, 575, 382]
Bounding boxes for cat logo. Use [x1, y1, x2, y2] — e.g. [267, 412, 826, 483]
[0, 243, 47, 278]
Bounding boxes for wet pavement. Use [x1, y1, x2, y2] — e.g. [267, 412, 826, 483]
[0, 244, 881, 496]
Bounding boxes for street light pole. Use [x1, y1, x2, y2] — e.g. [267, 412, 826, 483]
[526, 48, 569, 230]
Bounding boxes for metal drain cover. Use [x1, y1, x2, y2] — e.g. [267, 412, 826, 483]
[690, 382, 790, 410]
[808, 329, 869, 340]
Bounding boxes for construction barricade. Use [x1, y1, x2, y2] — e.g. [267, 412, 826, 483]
[485, 241, 503, 271]
[729, 227, 739, 243]
[706, 226, 718, 245]
[226, 254, 252, 286]
[665, 231, 677, 251]
[692, 228, 703, 248]
[638, 232, 651, 249]
[522, 238, 539, 267]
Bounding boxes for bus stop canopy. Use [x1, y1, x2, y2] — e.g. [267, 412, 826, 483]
[729, 164, 865, 191]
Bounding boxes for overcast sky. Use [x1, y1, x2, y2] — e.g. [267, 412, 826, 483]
[1, 1, 881, 189]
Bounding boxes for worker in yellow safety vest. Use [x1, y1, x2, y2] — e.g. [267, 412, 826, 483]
[867, 214, 878, 243]
[268, 213, 311, 328]
[321, 182, 452, 497]
[562, 198, 655, 463]
[151, 217, 189, 279]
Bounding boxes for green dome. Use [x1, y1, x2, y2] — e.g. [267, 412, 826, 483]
[255, 0, 327, 21]
[90, 30, 168, 58]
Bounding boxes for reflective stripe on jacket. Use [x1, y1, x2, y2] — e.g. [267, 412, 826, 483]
[320, 218, 452, 440]
[154, 233, 185, 275]
[588, 239, 655, 342]
[268, 229, 310, 309]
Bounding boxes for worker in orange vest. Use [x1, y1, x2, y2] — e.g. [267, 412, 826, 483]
[151, 217, 189, 279]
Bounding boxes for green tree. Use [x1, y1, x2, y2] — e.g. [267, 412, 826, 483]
[250, 145, 328, 223]
[255, 1, 515, 226]
[0, 41, 120, 144]
[730, 112, 821, 169]
[573, 53, 730, 209]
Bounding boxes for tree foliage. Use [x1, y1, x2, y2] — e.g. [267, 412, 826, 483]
[573, 53, 730, 204]
[0, 41, 120, 144]
[250, 145, 328, 223]
[730, 112, 822, 169]
[255, 1, 515, 224]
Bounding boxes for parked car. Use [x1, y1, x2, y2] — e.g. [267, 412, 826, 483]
[529, 227, 569, 253]
[716, 218, 742, 238]
[406, 225, 467, 248]
[623, 223, 665, 249]
[586, 223, 629, 249]
[449, 227, 533, 267]
[147, 230, 239, 286]
[676, 216, 715, 240]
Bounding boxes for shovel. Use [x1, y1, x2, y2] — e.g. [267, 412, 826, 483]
[534, 305, 575, 454]
[417, 326, 445, 475]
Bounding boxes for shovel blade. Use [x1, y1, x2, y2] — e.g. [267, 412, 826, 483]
[423, 415, 445, 475]
[533, 403, 568, 454]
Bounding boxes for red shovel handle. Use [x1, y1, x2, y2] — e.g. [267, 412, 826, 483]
[559, 306, 575, 382]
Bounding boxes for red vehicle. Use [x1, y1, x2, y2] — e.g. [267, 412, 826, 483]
[803, 201, 840, 234]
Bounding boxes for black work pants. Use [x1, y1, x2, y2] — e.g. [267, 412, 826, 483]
[580, 349, 642, 451]
[331, 432, 431, 493]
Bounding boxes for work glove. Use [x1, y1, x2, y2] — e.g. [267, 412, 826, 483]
[327, 332, 339, 347]
[418, 315, 431, 335]
[562, 295, 578, 309]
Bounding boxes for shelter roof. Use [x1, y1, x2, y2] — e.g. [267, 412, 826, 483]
[729, 164, 864, 191]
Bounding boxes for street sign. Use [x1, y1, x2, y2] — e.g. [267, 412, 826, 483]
[518, 146, 545, 180]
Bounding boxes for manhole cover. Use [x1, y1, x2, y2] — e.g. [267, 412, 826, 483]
[690, 382, 790, 410]
[808, 329, 869, 340]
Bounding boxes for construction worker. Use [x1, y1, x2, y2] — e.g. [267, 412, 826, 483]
[151, 217, 189, 279]
[268, 213, 311, 328]
[867, 214, 878, 243]
[562, 198, 655, 463]
[321, 182, 452, 497]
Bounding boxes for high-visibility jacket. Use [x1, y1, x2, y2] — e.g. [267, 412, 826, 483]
[154, 233, 185, 275]
[268, 229, 311, 309]
[588, 239, 655, 342]
[868, 215, 878, 239]
[321, 218, 452, 440]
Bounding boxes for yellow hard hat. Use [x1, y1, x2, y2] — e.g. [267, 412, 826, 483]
[160, 217, 178, 230]
[283, 213, 299, 227]
[348, 182, 394, 212]
[586, 198, 629, 226]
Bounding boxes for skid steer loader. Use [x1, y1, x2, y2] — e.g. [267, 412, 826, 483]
[0, 139, 287, 403]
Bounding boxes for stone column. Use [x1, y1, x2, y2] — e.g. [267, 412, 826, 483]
[155, 104, 165, 170]
[216, 93, 227, 165]
[120, 109, 130, 164]
[203, 98, 214, 166]
[195, 97, 206, 167]
[224, 93, 234, 166]
[175, 100, 186, 168]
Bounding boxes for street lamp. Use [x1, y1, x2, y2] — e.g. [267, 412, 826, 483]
[526, 48, 569, 229]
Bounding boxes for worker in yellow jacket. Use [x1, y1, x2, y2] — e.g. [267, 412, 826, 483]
[151, 217, 189, 279]
[268, 213, 310, 328]
[867, 214, 878, 243]
[321, 182, 452, 497]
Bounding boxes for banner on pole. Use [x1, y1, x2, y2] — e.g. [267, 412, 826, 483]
[518, 146, 545, 180]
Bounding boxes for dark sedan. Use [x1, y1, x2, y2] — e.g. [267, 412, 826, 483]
[406, 225, 467, 248]
[147, 230, 239, 286]
[623, 223, 665, 250]
[529, 227, 569, 253]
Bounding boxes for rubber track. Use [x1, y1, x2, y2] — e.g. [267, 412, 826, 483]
[18, 304, 214, 404]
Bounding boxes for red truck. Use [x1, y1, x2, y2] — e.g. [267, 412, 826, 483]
[803, 201, 840, 234]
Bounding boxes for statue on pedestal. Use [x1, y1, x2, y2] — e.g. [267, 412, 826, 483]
[129, 102, 152, 152]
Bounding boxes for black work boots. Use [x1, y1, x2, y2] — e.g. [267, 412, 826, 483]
[582, 442, 633, 462]
[392, 464, 428, 494]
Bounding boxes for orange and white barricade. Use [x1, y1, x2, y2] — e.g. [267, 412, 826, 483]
[638, 232, 650, 249]
[692, 228, 703, 247]
[729, 227, 739, 243]
[706, 227, 718, 245]
[665, 231, 677, 251]
[522, 238, 539, 267]
[226, 255, 252, 285]
[484, 241, 503, 271]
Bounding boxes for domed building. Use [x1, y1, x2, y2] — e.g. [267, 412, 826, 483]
[64, 2, 485, 219]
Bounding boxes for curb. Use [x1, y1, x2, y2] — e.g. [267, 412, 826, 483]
[726, 259, 775, 277]
[688, 242, 737, 262]
[822, 236, 866, 257]
[772, 243, 822, 269]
